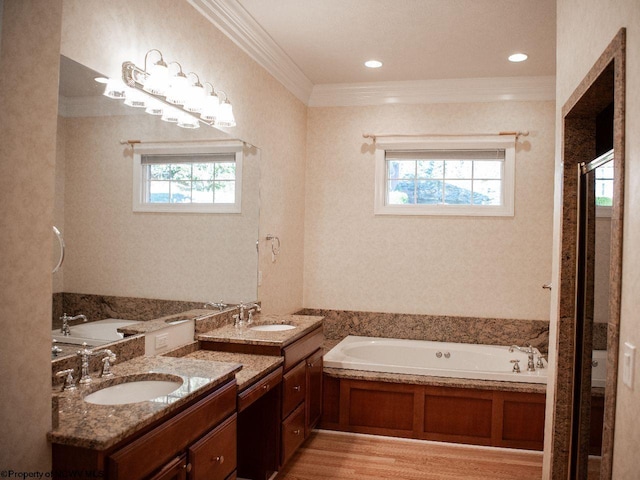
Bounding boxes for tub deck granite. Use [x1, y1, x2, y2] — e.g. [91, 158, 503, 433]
[323, 366, 546, 394]
[48, 356, 241, 450]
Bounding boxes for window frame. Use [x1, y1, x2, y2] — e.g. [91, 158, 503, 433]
[132, 141, 243, 214]
[374, 135, 516, 217]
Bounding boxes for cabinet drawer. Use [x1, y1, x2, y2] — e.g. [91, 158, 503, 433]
[188, 414, 237, 480]
[108, 380, 236, 480]
[149, 454, 187, 480]
[237, 367, 282, 413]
[281, 403, 306, 466]
[282, 327, 323, 371]
[282, 361, 306, 417]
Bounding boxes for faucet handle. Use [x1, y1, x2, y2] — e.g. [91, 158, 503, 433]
[100, 350, 116, 378]
[56, 368, 76, 391]
[536, 355, 545, 369]
[510, 359, 521, 373]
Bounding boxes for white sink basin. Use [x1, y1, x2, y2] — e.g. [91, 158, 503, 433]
[84, 379, 183, 405]
[249, 324, 296, 332]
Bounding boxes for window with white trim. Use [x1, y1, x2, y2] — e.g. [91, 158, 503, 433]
[374, 136, 516, 216]
[133, 141, 243, 213]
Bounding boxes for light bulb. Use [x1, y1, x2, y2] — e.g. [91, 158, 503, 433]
[200, 92, 220, 122]
[184, 82, 205, 113]
[177, 113, 200, 129]
[161, 106, 180, 123]
[103, 78, 127, 99]
[124, 87, 146, 108]
[215, 100, 236, 127]
[166, 72, 189, 105]
[143, 61, 169, 95]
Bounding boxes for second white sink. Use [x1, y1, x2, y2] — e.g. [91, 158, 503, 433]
[84, 379, 183, 405]
[249, 324, 296, 332]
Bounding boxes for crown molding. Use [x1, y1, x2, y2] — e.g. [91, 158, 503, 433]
[308, 76, 556, 107]
[188, 0, 313, 104]
[188, 1, 555, 107]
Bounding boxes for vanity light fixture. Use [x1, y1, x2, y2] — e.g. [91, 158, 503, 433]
[99, 49, 236, 129]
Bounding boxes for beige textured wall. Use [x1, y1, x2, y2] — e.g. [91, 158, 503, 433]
[544, 0, 640, 477]
[57, 114, 260, 304]
[0, 0, 62, 470]
[60, 0, 308, 313]
[304, 102, 555, 319]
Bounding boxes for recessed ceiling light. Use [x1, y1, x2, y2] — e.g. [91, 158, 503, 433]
[508, 53, 528, 63]
[94, 77, 109, 84]
[364, 60, 383, 69]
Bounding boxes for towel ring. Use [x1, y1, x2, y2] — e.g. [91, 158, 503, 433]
[266, 234, 280, 262]
[52, 225, 65, 274]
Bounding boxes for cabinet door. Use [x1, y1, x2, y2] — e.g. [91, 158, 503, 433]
[305, 349, 323, 437]
[150, 455, 187, 480]
[188, 414, 237, 480]
[304, 350, 322, 438]
[282, 361, 306, 418]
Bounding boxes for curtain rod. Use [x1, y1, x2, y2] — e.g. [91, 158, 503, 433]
[119, 138, 254, 148]
[362, 131, 529, 142]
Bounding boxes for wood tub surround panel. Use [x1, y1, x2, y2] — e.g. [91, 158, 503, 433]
[424, 390, 493, 442]
[345, 383, 417, 434]
[322, 377, 547, 450]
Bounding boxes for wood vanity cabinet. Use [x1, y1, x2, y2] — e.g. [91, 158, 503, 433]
[202, 325, 324, 467]
[52, 379, 237, 480]
[280, 328, 324, 465]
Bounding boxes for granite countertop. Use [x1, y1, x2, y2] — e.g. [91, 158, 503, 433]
[178, 350, 284, 391]
[48, 355, 241, 450]
[117, 308, 226, 335]
[197, 314, 324, 348]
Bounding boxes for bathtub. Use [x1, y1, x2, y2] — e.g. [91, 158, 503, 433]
[324, 335, 548, 384]
[52, 318, 140, 346]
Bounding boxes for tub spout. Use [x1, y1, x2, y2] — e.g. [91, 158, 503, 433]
[60, 313, 87, 336]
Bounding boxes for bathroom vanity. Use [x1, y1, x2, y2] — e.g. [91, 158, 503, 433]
[197, 314, 324, 466]
[50, 356, 241, 480]
[49, 311, 324, 480]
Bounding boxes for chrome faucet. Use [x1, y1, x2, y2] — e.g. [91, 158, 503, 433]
[238, 302, 261, 323]
[60, 313, 87, 336]
[204, 301, 228, 311]
[94, 349, 117, 378]
[510, 344, 536, 371]
[77, 342, 93, 384]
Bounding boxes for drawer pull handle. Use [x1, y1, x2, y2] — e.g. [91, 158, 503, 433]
[293, 429, 301, 435]
[263, 384, 269, 390]
[293, 385, 301, 392]
[213, 455, 224, 464]
[184, 463, 192, 473]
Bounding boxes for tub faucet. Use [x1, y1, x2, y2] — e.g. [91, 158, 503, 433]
[510, 345, 536, 371]
[60, 313, 87, 336]
[204, 301, 228, 311]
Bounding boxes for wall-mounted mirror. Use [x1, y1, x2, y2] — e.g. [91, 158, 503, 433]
[52, 56, 260, 355]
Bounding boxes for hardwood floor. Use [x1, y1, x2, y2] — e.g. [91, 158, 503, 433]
[277, 430, 543, 479]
